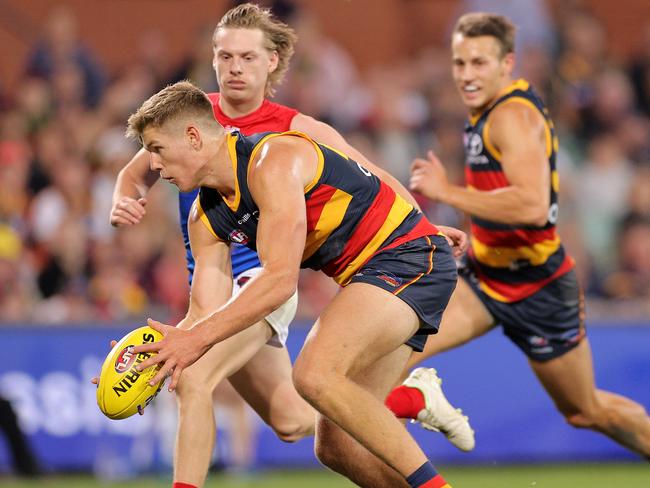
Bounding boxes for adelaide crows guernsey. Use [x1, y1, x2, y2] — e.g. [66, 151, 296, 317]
[178, 93, 298, 281]
[464, 79, 574, 302]
[197, 131, 438, 286]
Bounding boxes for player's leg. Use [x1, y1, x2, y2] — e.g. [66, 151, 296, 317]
[211, 381, 255, 472]
[173, 267, 294, 487]
[384, 276, 492, 450]
[313, 345, 416, 487]
[405, 277, 494, 371]
[292, 281, 449, 486]
[530, 338, 650, 458]
[228, 341, 315, 443]
[173, 320, 273, 487]
[228, 275, 314, 442]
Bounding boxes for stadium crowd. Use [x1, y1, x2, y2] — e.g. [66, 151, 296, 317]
[1, 1, 649, 326]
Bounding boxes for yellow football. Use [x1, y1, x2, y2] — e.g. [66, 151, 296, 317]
[96, 326, 166, 420]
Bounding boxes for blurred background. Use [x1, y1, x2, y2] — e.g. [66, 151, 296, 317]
[0, 0, 649, 486]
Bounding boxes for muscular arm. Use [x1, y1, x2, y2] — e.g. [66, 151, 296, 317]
[110, 148, 160, 226]
[191, 136, 309, 347]
[411, 102, 550, 226]
[175, 202, 233, 330]
[291, 113, 421, 209]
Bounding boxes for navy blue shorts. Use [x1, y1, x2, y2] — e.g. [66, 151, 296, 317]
[349, 235, 458, 352]
[461, 265, 585, 362]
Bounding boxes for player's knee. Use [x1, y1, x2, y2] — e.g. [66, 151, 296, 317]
[292, 366, 330, 406]
[313, 434, 345, 472]
[175, 369, 213, 405]
[271, 419, 308, 443]
[563, 406, 600, 429]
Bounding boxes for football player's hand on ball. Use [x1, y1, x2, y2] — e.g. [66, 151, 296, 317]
[96, 327, 165, 419]
[91, 340, 117, 386]
[133, 318, 211, 392]
[92, 339, 149, 416]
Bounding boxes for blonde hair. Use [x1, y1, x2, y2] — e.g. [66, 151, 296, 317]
[453, 13, 516, 57]
[126, 81, 216, 140]
[215, 2, 297, 97]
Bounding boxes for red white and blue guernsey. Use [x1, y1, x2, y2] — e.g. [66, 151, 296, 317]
[178, 93, 298, 283]
[196, 131, 438, 286]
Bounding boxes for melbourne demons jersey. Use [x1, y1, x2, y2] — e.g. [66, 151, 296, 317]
[178, 93, 298, 281]
[464, 79, 574, 302]
[197, 131, 438, 286]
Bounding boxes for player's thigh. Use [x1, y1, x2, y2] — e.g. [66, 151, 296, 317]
[179, 320, 273, 392]
[529, 339, 598, 416]
[212, 379, 246, 408]
[296, 282, 419, 380]
[227, 340, 296, 420]
[316, 343, 412, 443]
[406, 277, 494, 368]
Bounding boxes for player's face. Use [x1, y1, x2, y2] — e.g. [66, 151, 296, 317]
[142, 124, 202, 192]
[451, 34, 514, 114]
[212, 27, 278, 102]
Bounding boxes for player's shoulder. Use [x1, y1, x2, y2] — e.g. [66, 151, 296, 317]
[489, 95, 544, 130]
[261, 98, 299, 117]
[206, 92, 220, 106]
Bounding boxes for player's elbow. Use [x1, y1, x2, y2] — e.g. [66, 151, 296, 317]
[267, 267, 299, 304]
[517, 193, 549, 226]
[526, 205, 549, 227]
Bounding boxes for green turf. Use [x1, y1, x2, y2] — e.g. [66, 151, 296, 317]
[0, 463, 648, 487]
[444, 462, 650, 487]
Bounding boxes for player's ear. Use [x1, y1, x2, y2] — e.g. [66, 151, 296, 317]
[268, 50, 279, 73]
[186, 125, 202, 151]
[502, 52, 515, 76]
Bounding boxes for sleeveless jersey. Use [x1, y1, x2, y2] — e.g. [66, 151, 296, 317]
[464, 79, 574, 302]
[197, 131, 438, 286]
[178, 93, 298, 282]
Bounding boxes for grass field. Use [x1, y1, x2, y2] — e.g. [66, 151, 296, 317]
[1, 463, 649, 488]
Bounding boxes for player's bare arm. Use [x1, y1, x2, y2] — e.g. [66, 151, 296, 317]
[135, 136, 314, 390]
[292, 113, 421, 209]
[174, 202, 234, 330]
[410, 102, 550, 226]
[110, 148, 160, 226]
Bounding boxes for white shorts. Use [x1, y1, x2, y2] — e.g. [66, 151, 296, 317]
[232, 267, 297, 347]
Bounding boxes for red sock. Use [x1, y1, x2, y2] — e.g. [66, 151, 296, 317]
[385, 385, 426, 419]
[172, 483, 197, 488]
[420, 474, 451, 487]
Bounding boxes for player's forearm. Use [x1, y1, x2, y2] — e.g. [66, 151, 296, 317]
[175, 311, 200, 331]
[112, 148, 159, 204]
[193, 268, 297, 347]
[442, 184, 548, 226]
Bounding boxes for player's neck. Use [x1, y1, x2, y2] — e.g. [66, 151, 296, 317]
[200, 132, 235, 195]
[219, 93, 266, 119]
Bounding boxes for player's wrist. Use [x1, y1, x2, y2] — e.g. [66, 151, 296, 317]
[191, 318, 218, 351]
[437, 182, 455, 205]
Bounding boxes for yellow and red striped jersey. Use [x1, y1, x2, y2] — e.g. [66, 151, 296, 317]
[197, 131, 437, 285]
[464, 79, 574, 302]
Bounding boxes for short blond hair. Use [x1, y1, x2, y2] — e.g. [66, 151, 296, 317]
[215, 2, 297, 97]
[453, 13, 516, 57]
[126, 81, 216, 141]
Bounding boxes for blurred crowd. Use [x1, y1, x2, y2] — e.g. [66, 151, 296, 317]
[1, 0, 649, 326]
